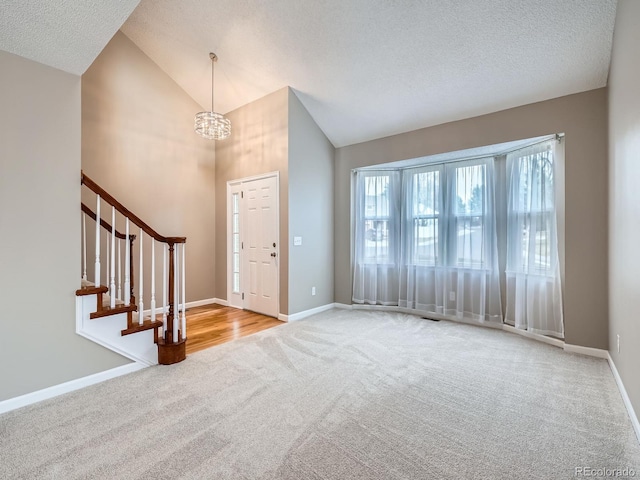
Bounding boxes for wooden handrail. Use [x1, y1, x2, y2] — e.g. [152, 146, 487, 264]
[81, 171, 186, 244]
[81, 203, 136, 241]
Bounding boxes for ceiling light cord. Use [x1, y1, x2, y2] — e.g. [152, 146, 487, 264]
[210, 52, 216, 113]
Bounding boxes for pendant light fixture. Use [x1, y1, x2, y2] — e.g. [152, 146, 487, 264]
[195, 52, 231, 140]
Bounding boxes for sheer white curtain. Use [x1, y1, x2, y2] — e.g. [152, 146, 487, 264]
[398, 158, 502, 323]
[505, 141, 564, 337]
[352, 170, 401, 305]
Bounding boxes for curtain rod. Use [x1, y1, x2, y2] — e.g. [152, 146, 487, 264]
[494, 134, 562, 156]
[352, 134, 562, 173]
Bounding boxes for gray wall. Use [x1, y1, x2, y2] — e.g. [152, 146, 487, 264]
[608, 0, 640, 417]
[82, 32, 216, 304]
[215, 88, 290, 314]
[335, 89, 608, 349]
[288, 89, 335, 314]
[0, 51, 130, 401]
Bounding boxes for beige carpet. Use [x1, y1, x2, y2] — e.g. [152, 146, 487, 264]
[1, 309, 639, 479]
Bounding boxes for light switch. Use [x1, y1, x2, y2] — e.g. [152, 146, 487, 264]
[293, 236, 303, 246]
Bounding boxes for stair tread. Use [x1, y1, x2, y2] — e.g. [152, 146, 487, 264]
[90, 303, 137, 319]
[76, 285, 108, 296]
[79, 279, 124, 306]
[122, 319, 164, 336]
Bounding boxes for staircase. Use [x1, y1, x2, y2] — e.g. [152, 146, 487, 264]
[76, 171, 187, 365]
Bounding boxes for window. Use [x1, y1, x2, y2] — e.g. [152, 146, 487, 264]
[404, 161, 491, 269]
[353, 170, 401, 305]
[408, 167, 441, 265]
[354, 158, 500, 319]
[231, 192, 241, 294]
[507, 145, 555, 274]
[449, 162, 487, 269]
[359, 173, 395, 263]
[504, 140, 562, 337]
[353, 137, 562, 337]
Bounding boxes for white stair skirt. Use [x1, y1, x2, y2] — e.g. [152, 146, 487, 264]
[76, 296, 158, 366]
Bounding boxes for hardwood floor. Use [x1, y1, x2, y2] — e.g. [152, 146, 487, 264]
[184, 303, 283, 355]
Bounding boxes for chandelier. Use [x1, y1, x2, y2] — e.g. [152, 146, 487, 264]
[195, 53, 231, 140]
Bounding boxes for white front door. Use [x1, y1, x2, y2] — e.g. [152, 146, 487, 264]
[243, 176, 279, 317]
[227, 174, 279, 317]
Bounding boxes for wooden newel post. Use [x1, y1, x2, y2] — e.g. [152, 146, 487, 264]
[157, 241, 186, 365]
[166, 242, 175, 343]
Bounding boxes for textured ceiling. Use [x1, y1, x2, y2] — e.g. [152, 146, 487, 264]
[122, 0, 617, 147]
[0, 0, 140, 75]
[2, 1, 615, 147]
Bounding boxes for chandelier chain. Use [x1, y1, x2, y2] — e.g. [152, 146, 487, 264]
[215, 53, 217, 112]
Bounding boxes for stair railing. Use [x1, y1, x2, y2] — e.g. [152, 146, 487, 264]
[81, 171, 188, 364]
[81, 202, 136, 304]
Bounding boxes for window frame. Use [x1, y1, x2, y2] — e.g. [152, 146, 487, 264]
[507, 147, 556, 276]
[446, 159, 491, 270]
[406, 165, 443, 267]
[358, 171, 397, 265]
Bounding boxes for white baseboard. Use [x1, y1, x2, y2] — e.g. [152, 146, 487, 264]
[184, 298, 219, 309]
[333, 303, 353, 310]
[351, 303, 406, 311]
[608, 353, 640, 444]
[502, 324, 565, 348]
[285, 303, 336, 322]
[0, 362, 146, 415]
[337, 304, 614, 357]
[141, 298, 223, 317]
[350, 303, 503, 329]
[278, 313, 288, 322]
[563, 344, 609, 359]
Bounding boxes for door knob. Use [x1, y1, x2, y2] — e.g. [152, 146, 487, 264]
[271, 252, 277, 257]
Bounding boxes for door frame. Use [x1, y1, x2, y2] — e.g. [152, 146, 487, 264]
[226, 171, 280, 315]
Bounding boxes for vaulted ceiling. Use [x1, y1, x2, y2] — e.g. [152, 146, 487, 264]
[0, 0, 140, 76]
[1, 1, 618, 148]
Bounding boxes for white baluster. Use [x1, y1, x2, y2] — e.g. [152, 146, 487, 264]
[139, 228, 144, 325]
[117, 240, 122, 300]
[124, 218, 130, 306]
[94, 195, 100, 287]
[110, 206, 116, 308]
[150, 240, 156, 326]
[105, 232, 109, 289]
[162, 244, 167, 334]
[181, 244, 186, 340]
[173, 246, 178, 342]
[82, 214, 87, 281]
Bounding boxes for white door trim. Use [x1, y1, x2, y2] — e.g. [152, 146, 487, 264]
[227, 172, 280, 315]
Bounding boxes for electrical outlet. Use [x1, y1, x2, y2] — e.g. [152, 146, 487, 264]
[312, 286, 316, 296]
[617, 334, 620, 353]
[449, 291, 455, 301]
